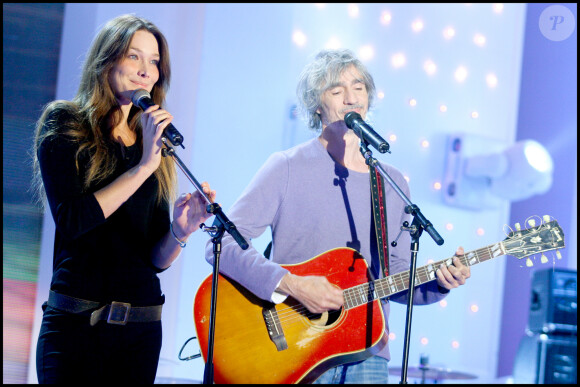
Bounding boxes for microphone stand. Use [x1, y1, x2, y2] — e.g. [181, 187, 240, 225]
[357, 139, 444, 385]
[160, 138, 249, 385]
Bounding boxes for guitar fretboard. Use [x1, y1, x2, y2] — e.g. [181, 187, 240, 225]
[343, 242, 505, 310]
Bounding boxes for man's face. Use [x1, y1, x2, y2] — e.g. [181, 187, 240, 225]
[316, 65, 369, 129]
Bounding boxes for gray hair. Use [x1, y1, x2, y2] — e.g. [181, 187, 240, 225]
[296, 49, 376, 132]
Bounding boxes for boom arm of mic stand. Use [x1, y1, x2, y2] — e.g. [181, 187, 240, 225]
[161, 140, 249, 250]
[358, 140, 443, 384]
[161, 139, 248, 385]
[359, 143, 444, 246]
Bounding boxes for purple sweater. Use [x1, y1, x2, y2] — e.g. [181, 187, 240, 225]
[205, 137, 447, 360]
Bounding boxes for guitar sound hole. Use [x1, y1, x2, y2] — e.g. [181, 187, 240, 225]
[308, 307, 342, 327]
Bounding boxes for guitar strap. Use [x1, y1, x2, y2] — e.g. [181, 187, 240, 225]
[370, 164, 390, 277]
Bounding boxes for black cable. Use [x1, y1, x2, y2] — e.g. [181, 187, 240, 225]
[178, 336, 201, 361]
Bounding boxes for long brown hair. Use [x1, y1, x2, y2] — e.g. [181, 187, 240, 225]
[31, 14, 177, 208]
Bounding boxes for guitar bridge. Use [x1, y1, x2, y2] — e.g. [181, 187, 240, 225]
[262, 305, 288, 351]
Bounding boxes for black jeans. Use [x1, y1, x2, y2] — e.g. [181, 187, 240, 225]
[36, 305, 162, 384]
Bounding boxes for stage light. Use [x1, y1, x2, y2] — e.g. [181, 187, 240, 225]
[486, 73, 498, 88]
[358, 45, 374, 61]
[292, 30, 307, 47]
[424, 59, 437, 75]
[412, 19, 424, 33]
[492, 3, 504, 13]
[455, 66, 468, 82]
[380, 11, 392, 25]
[347, 4, 359, 18]
[443, 26, 456, 39]
[391, 53, 406, 68]
[325, 37, 341, 49]
[473, 33, 486, 47]
[443, 133, 554, 209]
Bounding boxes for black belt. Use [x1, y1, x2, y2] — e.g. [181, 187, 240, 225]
[47, 290, 163, 326]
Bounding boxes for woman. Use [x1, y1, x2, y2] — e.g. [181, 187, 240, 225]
[32, 14, 215, 383]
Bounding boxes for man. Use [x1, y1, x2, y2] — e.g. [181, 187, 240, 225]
[204, 49, 470, 384]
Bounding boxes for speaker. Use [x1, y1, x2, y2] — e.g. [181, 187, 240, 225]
[513, 333, 577, 384]
[528, 268, 577, 334]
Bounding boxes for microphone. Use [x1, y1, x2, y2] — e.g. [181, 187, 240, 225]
[131, 89, 184, 148]
[344, 111, 390, 154]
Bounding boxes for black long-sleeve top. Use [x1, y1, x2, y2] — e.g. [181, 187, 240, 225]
[37, 107, 169, 307]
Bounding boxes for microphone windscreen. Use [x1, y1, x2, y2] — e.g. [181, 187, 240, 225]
[343, 111, 362, 129]
[131, 89, 151, 106]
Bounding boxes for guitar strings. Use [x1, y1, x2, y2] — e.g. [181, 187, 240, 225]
[216, 229, 555, 342]
[209, 240, 550, 346]
[254, 227, 554, 333]
[273, 250, 494, 328]
[216, 255, 481, 339]
[272, 245, 505, 329]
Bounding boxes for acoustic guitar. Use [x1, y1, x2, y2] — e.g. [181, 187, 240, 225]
[193, 216, 565, 383]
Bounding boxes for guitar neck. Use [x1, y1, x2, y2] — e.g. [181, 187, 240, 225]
[343, 241, 506, 310]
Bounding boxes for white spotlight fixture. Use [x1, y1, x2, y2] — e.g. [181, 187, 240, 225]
[443, 133, 554, 209]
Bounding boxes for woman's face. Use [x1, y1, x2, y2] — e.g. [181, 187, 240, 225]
[108, 29, 160, 105]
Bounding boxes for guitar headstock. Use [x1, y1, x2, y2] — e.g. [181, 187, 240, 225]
[503, 215, 565, 266]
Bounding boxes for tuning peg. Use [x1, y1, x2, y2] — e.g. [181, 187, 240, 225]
[540, 253, 548, 264]
[556, 250, 562, 259]
[515, 223, 521, 231]
[528, 219, 536, 227]
[526, 258, 533, 267]
[543, 215, 550, 223]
